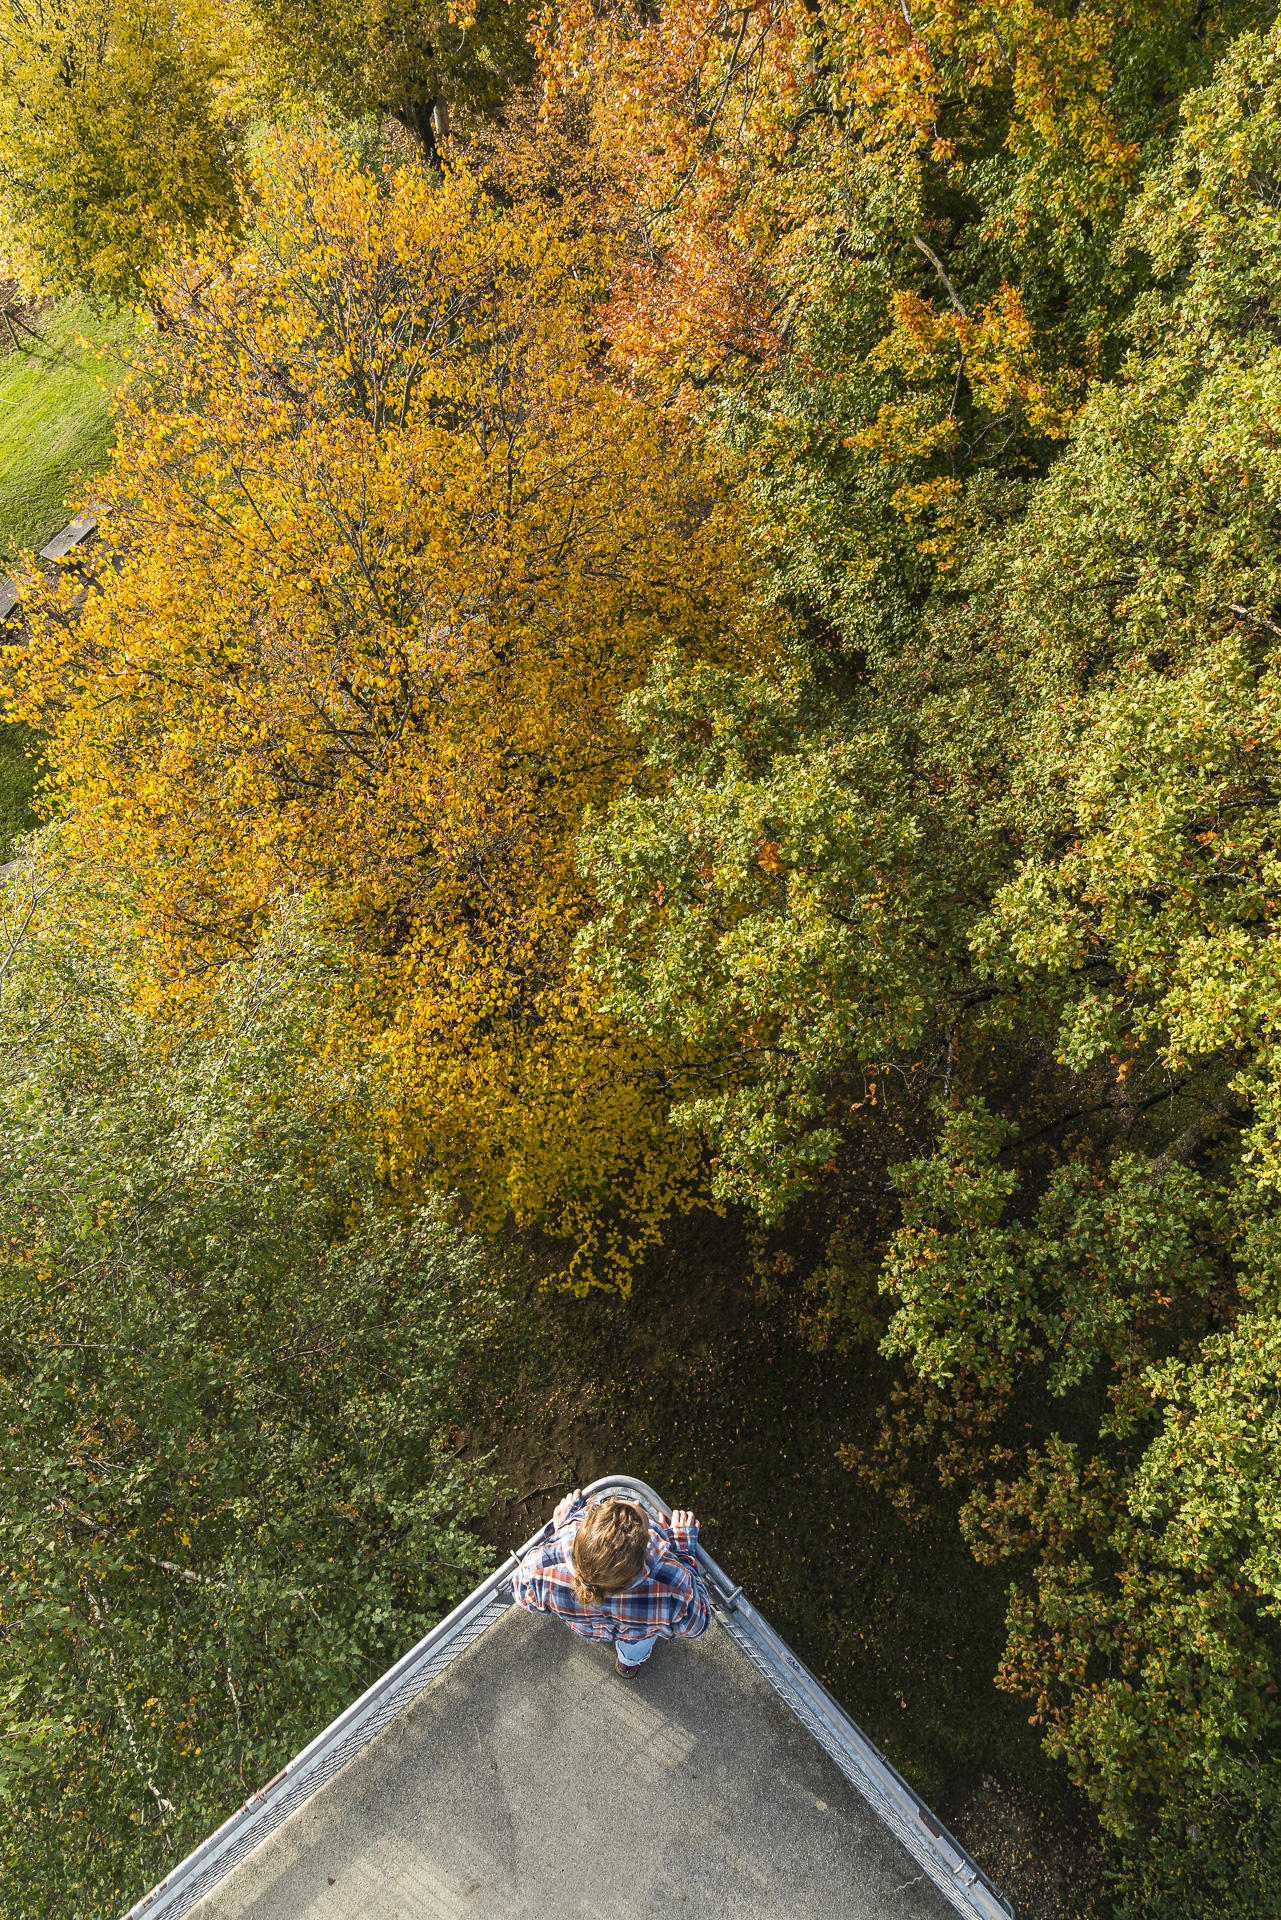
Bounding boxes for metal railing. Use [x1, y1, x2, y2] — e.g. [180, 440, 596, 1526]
[123, 1537, 534, 1918]
[125, 1474, 1014, 1920]
[591, 1476, 1013, 1920]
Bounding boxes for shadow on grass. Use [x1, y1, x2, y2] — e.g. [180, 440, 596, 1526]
[0, 297, 133, 562]
[0, 718, 41, 861]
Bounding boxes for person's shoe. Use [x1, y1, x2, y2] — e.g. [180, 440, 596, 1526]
[615, 1654, 644, 1678]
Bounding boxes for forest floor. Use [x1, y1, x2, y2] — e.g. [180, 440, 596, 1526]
[457, 1208, 1103, 1920]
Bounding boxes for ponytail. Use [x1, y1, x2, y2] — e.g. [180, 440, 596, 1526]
[568, 1498, 648, 1605]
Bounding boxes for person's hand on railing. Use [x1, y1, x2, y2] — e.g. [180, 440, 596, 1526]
[669, 1508, 698, 1551]
[553, 1488, 583, 1527]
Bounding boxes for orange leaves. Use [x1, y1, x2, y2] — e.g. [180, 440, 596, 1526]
[606, 212, 779, 383]
[818, 275, 1085, 571]
[539, 0, 821, 381]
[12, 127, 764, 1286]
[535, 0, 1150, 443]
[872, 280, 1083, 443]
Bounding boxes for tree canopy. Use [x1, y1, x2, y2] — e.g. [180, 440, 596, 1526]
[0, 0, 240, 304]
[569, 14, 1281, 1910]
[0, 873, 499, 1913]
[11, 127, 765, 1287]
[245, 0, 534, 160]
[8, 4, 1281, 1914]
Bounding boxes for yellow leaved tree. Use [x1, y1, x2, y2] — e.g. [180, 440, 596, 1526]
[0, 0, 241, 305]
[11, 130, 763, 1285]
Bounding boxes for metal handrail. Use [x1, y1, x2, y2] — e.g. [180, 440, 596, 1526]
[124, 1513, 553, 1918]
[583, 1475, 1013, 1920]
[126, 1473, 1013, 1920]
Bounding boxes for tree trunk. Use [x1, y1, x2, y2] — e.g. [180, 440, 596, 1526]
[393, 99, 441, 169]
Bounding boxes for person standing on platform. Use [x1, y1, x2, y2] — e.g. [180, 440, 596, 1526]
[509, 1488, 710, 1677]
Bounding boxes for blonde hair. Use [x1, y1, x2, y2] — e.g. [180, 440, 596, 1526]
[569, 1498, 648, 1605]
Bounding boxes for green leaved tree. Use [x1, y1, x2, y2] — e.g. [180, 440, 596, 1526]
[874, 25, 1281, 1911]
[243, 0, 534, 162]
[578, 14, 1281, 1908]
[0, 864, 501, 1919]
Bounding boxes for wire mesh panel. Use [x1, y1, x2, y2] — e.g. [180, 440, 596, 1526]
[126, 1596, 512, 1920]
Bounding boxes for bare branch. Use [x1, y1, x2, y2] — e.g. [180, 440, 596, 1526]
[912, 236, 969, 318]
[1229, 602, 1281, 640]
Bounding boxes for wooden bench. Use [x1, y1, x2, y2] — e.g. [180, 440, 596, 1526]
[0, 503, 104, 623]
[37, 505, 101, 562]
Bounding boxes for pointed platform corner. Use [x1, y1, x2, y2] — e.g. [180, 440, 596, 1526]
[128, 1477, 1013, 1920]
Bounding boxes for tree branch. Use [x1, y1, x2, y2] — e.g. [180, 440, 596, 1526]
[1147, 1086, 1250, 1179]
[912, 236, 969, 318]
[1229, 601, 1281, 640]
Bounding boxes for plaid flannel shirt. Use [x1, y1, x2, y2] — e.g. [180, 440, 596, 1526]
[510, 1494, 711, 1645]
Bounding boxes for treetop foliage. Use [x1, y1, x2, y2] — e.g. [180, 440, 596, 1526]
[558, 9, 1281, 1907]
[245, 0, 535, 158]
[0, 0, 241, 304]
[0, 874, 500, 1913]
[11, 127, 768, 1288]
[6, 2, 1281, 1913]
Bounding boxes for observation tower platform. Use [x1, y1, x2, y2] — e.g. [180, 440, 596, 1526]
[126, 1476, 1013, 1920]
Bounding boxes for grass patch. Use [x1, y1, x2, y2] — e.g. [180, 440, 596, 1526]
[0, 298, 134, 563]
[0, 719, 42, 860]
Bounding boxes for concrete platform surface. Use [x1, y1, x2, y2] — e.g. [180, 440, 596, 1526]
[188, 1605, 959, 1920]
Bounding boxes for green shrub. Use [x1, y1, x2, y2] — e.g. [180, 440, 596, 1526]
[0, 889, 502, 1918]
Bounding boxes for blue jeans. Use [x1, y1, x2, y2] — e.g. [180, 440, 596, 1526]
[616, 1631, 660, 1668]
